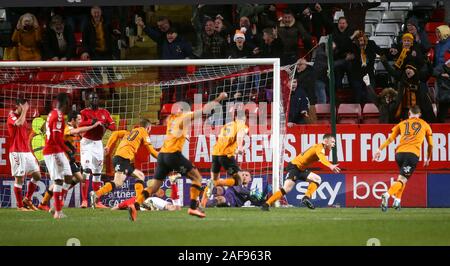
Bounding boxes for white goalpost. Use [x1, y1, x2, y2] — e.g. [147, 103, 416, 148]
[0, 59, 293, 207]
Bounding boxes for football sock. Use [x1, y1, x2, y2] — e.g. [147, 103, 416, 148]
[53, 185, 63, 212]
[13, 183, 23, 208]
[305, 182, 319, 198]
[41, 190, 53, 206]
[266, 188, 286, 206]
[214, 178, 235, 187]
[96, 182, 115, 197]
[81, 179, 89, 202]
[118, 197, 136, 209]
[62, 183, 71, 200]
[26, 179, 38, 199]
[190, 183, 203, 209]
[134, 180, 144, 199]
[92, 179, 102, 203]
[394, 182, 407, 200]
[170, 183, 179, 200]
[388, 181, 403, 197]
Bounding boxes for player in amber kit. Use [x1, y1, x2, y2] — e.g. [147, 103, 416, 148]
[43, 93, 73, 219]
[79, 91, 116, 208]
[133, 92, 229, 219]
[7, 98, 42, 211]
[373, 106, 433, 211]
[261, 134, 341, 211]
[38, 111, 101, 211]
[90, 118, 159, 215]
[200, 111, 251, 208]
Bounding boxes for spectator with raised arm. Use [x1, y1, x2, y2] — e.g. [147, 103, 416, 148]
[288, 79, 310, 126]
[227, 28, 254, 59]
[200, 18, 227, 59]
[253, 27, 283, 59]
[433, 56, 450, 122]
[135, 15, 172, 57]
[363, 74, 399, 124]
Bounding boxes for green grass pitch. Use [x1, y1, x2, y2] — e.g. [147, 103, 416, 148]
[1, 207, 450, 246]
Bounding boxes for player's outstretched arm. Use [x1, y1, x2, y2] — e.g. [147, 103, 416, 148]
[236, 127, 248, 155]
[373, 125, 400, 162]
[424, 130, 434, 167]
[105, 130, 127, 155]
[315, 147, 340, 173]
[145, 143, 159, 159]
[69, 121, 102, 135]
[192, 92, 228, 120]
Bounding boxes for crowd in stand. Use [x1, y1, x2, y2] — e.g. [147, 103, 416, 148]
[1, 3, 450, 124]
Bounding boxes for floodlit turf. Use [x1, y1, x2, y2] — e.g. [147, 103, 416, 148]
[1, 207, 450, 246]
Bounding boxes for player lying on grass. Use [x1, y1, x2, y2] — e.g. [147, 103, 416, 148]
[111, 184, 181, 212]
[132, 92, 229, 220]
[201, 109, 251, 207]
[261, 134, 341, 211]
[7, 98, 42, 211]
[90, 118, 159, 210]
[38, 111, 101, 211]
[373, 106, 433, 211]
[204, 173, 265, 207]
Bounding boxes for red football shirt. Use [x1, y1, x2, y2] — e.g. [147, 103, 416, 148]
[7, 111, 31, 152]
[43, 109, 68, 155]
[79, 108, 116, 141]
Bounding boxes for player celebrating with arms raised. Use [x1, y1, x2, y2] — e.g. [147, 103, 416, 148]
[90, 118, 159, 212]
[7, 98, 42, 211]
[79, 91, 116, 208]
[261, 134, 341, 211]
[373, 106, 433, 211]
[133, 92, 229, 219]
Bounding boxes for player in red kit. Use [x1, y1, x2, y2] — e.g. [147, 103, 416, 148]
[79, 91, 116, 208]
[7, 98, 42, 211]
[43, 93, 74, 219]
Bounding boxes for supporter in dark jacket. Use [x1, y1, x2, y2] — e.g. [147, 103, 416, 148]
[227, 28, 254, 59]
[363, 74, 399, 124]
[433, 58, 450, 122]
[288, 78, 310, 125]
[393, 17, 431, 55]
[80, 6, 116, 60]
[200, 19, 228, 59]
[276, 9, 312, 65]
[42, 15, 76, 60]
[254, 27, 283, 60]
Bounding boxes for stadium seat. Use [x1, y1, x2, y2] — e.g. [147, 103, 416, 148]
[413, 1, 436, 11]
[365, 24, 375, 37]
[59, 71, 83, 82]
[315, 104, 331, 124]
[362, 103, 380, 124]
[370, 36, 393, 49]
[333, 10, 345, 23]
[428, 33, 439, 45]
[368, 2, 389, 12]
[374, 61, 388, 74]
[389, 2, 413, 11]
[338, 104, 362, 124]
[35, 71, 61, 83]
[425, 22, 446, 33]
[365, 11, 382, 24]
[375, 23, 400, 36]
[382, 11, 406, 24]
[74, 32, 82, 46]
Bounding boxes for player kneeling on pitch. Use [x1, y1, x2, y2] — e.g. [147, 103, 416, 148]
[90, 118, 159, 212]
[261, 134, 341, 211]
[373, 106, 433, 212]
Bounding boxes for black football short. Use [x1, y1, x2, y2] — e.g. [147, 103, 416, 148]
[154, 152, 194, 180]
[70, 161, 81, 174]
[395, 152, 419, 178]
[112, 156, 135, 175]
[211, 155, 240, 175]
[284, 163, 310, 182]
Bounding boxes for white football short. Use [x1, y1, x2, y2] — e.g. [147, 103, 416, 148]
[44, 152, 72, 181]
[9, 152, 40, 177]
[80, 138, 104, 173]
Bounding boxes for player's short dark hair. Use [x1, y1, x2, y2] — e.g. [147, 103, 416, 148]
[139, 118, 151, 127]
[323, 134, 335, 140]
[15, 98, 27, 105]
[68, 110, 79, 122]
[409, 105, 421, 115]
[56, 93, 69, 107]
